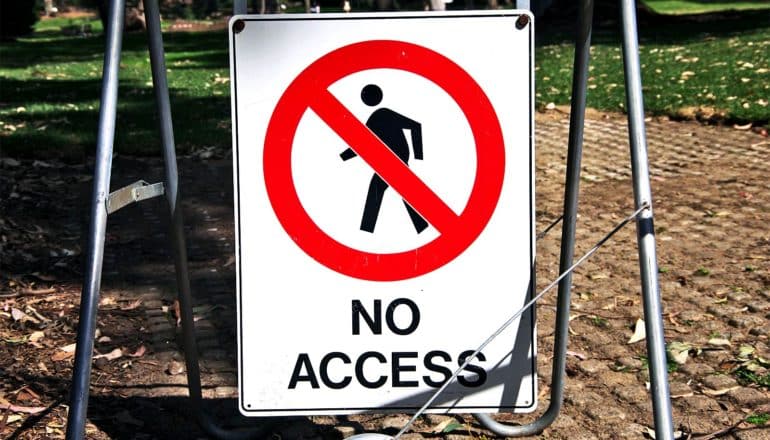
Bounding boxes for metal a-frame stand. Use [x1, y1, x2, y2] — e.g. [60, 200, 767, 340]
[65, 0, 674, 438]
[472, 0, 674, 438]
[65, 1, 266, 439]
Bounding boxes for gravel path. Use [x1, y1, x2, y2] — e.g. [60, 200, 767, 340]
[1, 110, 768, 439]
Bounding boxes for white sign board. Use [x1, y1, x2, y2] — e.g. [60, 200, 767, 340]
[230, 11, 535, 416]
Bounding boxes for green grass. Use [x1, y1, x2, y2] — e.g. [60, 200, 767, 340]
[746, 413, 769, 426]
[590, 316, 610, 328]
[695, 266, 711, 276]
[536, 14, 770, 124]
[643, 0, 770, 15]
[640, 355, 680, 373]
[0, 23, 231, 159]
[0, 12, 768, 159]
[34, 16, 104, 36]
[734, 366, 770, 389]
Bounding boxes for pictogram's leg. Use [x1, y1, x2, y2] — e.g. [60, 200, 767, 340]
[403, 201, 428, 233]
[361, 174, 389, 232]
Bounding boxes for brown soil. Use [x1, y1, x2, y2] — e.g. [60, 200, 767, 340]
[1, 110, 768, 439]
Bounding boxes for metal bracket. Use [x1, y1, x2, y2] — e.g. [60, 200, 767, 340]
[106, 180, 165, 214]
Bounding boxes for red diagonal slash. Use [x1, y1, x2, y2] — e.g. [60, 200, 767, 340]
[310, 89, 458, 234]
[261, 40, 507, 281]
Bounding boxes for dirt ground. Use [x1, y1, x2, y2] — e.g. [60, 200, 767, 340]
[1, 109, 768, 439]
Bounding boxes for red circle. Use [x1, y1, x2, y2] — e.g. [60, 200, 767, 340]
[264, 40, 505, 281]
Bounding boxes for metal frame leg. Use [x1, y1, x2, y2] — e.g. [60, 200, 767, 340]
[65, 1, 126, 439]
[145, 1, 268, 437]
[619, 0, 675, 438]
[477, 0, 674, 437]
[67, 1, 267, 438]
[474, 0, 594, 435]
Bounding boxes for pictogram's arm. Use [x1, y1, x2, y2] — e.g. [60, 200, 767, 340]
[411, 123, 423, 160]
[340, 147, 357, 161]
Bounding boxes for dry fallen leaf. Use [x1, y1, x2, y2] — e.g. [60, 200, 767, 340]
[32, 160, 53, 168]
[628, 319, 646, 344]
[30, 272, 57, 282]
[707, 338, 731, 347]
[4, 414, 22, 424]
[17, 386, 41, 400]
[646, 427, 685, 439]
[120, 299, 142, 311]
[11, 307, 40, 324]
[173, 299, 181, 326]
[430, 417, 456, 434]
[0, 157, 21, 167]
[28, 331, 45, 342]
[0, 403, 47, 414]
[129, 345, 147, 358]
[51, 351, 74, 362]
[99, 296, 117, 307]
[738, 345, 755, 358]
[733, 122, 752, 130]
[702, 386, 739, 396]
[166, 360, 185, 375]
[59, 343, 77, 353]
[212, 74, 230, 85]
[93, 348, 123, 361]
[667, 341, 692, 365]
[52, 343, 77, 361]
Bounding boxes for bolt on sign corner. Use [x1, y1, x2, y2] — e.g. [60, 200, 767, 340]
[229, 11, 535, 416]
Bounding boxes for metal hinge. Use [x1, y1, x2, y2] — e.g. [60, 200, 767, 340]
[106, 180, 165, 214]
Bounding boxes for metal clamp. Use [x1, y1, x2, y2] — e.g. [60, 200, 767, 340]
[106, 180, 165, 214]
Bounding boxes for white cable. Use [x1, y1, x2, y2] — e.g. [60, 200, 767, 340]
[392, 203, 648, 439]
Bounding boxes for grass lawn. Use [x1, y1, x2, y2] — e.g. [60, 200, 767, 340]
[0, 26, 231, 159]
[643, 0, 770, 15]
[0, 12, 768, 159]
[33, 15, 104, 35]
[537, 13, 770, 122]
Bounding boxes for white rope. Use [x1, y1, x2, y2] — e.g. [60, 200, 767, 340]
[392, 203, 649, 439]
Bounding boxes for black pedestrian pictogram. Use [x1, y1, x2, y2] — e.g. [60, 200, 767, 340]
[340, 84, 429, 234]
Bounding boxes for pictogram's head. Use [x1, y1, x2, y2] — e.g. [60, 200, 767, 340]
[361, 84, 383, 106]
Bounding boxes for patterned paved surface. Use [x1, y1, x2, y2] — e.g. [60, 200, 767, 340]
[78, 112, 770, 438]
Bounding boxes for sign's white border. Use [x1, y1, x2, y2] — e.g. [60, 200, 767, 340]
[230, 11, 535, 416]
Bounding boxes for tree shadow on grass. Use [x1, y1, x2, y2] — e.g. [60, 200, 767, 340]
[0, 36, 106, 69]
[7, 393, 299, 439]
[1, 77, 230, 160]
[0, 29, 228, 69]
[537, 5, 770, 46]
[2, 368, 331, 439]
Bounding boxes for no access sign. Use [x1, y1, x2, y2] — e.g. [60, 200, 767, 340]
[265, 39, 505, 281]
[230, 12, 535, 416]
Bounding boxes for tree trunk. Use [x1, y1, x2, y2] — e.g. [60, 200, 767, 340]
[95, 0, 147, 33]
[267, 0, 280, 13]
[373, 0, 396, 11]
[125, 0, 146, 31]
[428, 0, 445, 11]
[96, 0, 108, 32]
